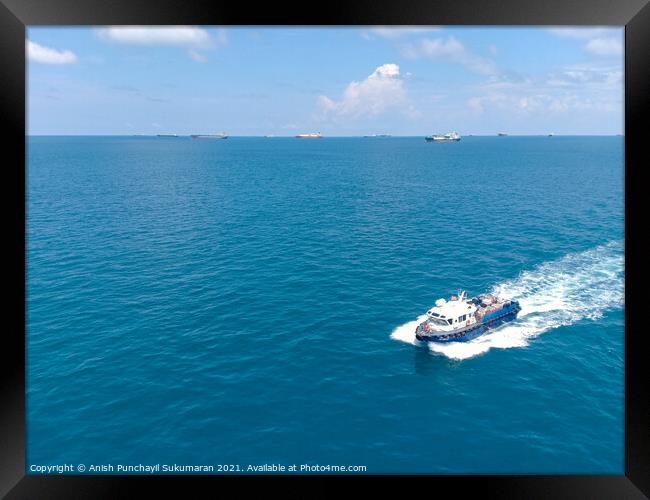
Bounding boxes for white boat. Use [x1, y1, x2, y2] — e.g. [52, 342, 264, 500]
[415, 291, 521, 342]
[425, 131, 461, 142]
[191, 133, 228, 139]
[295, 132, 322, 139]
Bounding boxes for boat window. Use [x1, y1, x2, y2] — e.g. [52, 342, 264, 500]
[431, 312, 440, 317]
[447, 319, 453, 325]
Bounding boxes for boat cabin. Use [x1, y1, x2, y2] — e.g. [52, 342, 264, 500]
[425, 291, 478, 332]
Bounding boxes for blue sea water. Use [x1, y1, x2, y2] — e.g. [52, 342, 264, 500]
[27, 135, 624, 474]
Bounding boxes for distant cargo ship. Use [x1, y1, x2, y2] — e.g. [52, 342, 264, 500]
[295, 132, 322, 139]
[191, 133, 228, 139]
[157, 134, 178, 138]
[364, 134, 392, 138]
[497, 132, 508, 136]
[425, 131, 460, 142]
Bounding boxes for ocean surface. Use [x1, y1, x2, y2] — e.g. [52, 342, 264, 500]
[27, 135, 624, 474]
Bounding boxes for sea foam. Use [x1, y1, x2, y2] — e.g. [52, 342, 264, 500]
[390, 241, 624, 360]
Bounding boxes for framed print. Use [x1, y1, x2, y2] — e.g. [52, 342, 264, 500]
[1, 0, 648, 497]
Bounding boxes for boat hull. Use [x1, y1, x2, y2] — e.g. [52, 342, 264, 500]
[415, 303, 521, 343]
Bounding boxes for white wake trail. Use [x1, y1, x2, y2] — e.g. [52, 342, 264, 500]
[390, 241, 624, 360]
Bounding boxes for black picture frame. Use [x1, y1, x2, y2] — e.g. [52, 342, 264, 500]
[1, 0, 647, 497]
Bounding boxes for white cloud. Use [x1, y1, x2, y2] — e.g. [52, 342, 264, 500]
[467, 61, 622, 117]
[547, 27, 614, 40]
[585, 37, 623, 56]
[547, 27, 622, 57]
[547, 64, 622, 88]
[27, 40, 77, 64]
[372, 63, 400, 78]
[318, 63, 416, 119]
[97, 26, 226, 61]
[363, 26, 440, 39]
[98, 26, 213, 47]
[402, 36, 497, 75]
[467, 92, 554, 115]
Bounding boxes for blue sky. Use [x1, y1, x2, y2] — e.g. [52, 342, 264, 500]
[27, 26, 623, 135]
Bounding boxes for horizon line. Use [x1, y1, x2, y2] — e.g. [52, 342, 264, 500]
[26, 133, 624, 137]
